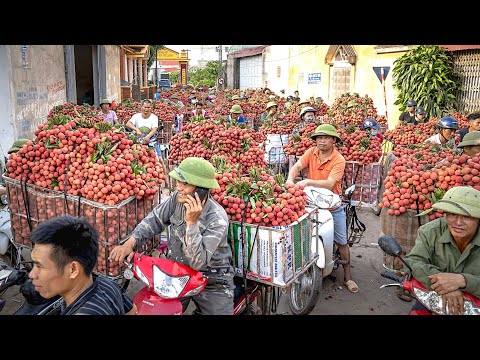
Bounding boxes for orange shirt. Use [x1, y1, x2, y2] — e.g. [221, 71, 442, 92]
[299, 146, 345, 195]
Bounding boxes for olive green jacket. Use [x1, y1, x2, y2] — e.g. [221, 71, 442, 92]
[404, 217, 480, 297]
[132, 191, 233, 277]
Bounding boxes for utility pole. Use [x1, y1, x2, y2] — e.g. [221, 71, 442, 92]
[217, 45, 224, 91]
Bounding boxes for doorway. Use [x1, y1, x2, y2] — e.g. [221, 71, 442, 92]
[74, 45, 94, 105]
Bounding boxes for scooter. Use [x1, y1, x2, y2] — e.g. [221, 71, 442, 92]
[378, 234, 480, 315]
[123, 251, 219, 315]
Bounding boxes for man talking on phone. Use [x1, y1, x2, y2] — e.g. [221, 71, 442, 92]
[109, 157, 234, 315]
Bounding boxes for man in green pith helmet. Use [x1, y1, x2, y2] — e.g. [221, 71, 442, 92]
[109, 157, 234, 315]
[403, 186, 480, 315]
[286, 124, 359, 294]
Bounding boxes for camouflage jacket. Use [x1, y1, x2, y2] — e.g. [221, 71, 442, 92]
[133, 191, 234, 276]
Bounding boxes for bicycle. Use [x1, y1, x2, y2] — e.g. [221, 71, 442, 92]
[343, 184, 366, 246]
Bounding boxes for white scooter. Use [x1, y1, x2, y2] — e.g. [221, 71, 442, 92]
[304, 185, 354, 284]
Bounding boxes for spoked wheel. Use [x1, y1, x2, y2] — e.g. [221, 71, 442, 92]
[288, 265, 322, 315]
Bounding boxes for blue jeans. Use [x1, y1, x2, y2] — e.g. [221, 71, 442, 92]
[330, 205, 347, 245]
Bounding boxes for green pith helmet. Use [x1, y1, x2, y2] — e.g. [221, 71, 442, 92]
[230, 104, 243, 114]
[310, 124, 342, 142]
[432, 186, 480, 218]
[100, 98, 111, 106]
[169, 157, 220, 190]
[458, 131, 480, 148]
[265, 101, 278, 110]
[231, 95, 241, 100]
[8, 138, 29, 154]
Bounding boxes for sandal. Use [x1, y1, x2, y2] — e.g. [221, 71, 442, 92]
[396, 288, 413, 302]
[344, 280, 359, 293]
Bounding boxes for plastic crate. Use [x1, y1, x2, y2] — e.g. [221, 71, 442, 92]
[227, 207, 318, 287]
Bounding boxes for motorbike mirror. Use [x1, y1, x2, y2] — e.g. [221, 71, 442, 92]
[378, 235, 413, 273]
[378, 235, 402, 257]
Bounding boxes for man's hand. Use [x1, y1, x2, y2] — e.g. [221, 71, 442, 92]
[296, 179, 310, 187]
[135, 129, 142, 137]
[109, 242, 135, 264]
[429, 272, 466, 295]
[441, 290, 466, 315]
[285, 179, 295, 186]
[184, 192, 206, 225]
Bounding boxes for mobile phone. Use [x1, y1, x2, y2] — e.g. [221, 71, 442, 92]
[192, 187, 209, 203]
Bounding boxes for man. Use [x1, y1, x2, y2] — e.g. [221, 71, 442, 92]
[399, 100, 417, 125]
[361, 118, 384, 143]
[190, 102, 209, 121]
[299, 106, 317, 124]
[28, 215, 137, 315]
[98, 98, 118, 124]
[424, 116, 458, 150]
[109, 157, 234, 315]
[286, 124, 358, 293]
[457, 130, 480, 157]
[293, 90, 300, 103]
[260, 101, 279, 124]
[227, 104, 247, 125]
[414, 107, 427, 124]
[403, 186, 480, 315]
[458, 112, 480, 142]
[126, 99, 158, 145]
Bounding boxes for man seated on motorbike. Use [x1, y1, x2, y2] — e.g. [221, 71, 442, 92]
[28, 214, 137, 315]
[285, 124, 359, 293]
[403, 186, 480, 315]
[109, 157, 235, 315]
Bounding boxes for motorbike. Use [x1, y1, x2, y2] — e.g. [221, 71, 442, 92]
[378, 234, 480, 315]
[123, 252, 209, 315]
[123, 188, 339, 316]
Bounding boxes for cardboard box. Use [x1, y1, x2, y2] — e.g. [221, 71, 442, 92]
[228, 209, 316, 287]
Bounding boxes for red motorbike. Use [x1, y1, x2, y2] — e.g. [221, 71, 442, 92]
[123, 252, 210, 315]
[124, 251, 276, 315]
[378, 235, 480, 315]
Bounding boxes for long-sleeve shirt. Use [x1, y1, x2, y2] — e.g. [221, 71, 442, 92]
[132, 191, 234, 277]
[404, 217, 480, 297]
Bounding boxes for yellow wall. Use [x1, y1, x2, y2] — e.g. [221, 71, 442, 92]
[263, 45, 409, 130]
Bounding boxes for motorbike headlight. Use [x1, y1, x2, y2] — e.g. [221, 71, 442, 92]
[135, 264, 150, 287]
[153, 265, 189, 299]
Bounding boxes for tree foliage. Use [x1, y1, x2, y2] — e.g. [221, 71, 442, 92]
[187, 61, 223, 87]
[392, 45, 461, 118]
[157, 60, 225, 88]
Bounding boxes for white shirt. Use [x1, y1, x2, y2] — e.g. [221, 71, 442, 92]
[424, 134, 456, 149]
[129, 112, 159, 130]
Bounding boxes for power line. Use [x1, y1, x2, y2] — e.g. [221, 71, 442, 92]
[263, 46, 321, 63]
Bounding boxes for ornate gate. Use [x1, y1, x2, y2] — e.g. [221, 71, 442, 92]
[452, 49, 480, 113]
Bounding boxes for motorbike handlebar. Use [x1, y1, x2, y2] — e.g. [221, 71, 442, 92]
[380, 270, 404, 283]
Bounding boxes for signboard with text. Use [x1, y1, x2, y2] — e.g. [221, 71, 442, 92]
[308, 73, 321, 84]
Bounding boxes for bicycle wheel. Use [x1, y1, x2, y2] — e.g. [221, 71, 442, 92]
[288, 264, 322, 315]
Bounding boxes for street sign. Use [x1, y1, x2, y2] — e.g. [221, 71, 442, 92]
[373, 67, 390, 83]
[217, 77, 224, 85]
[308, 73, 321, 84]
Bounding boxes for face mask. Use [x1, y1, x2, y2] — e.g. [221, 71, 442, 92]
[371, 130, 377, 136]
[304, 116, 315, 122]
